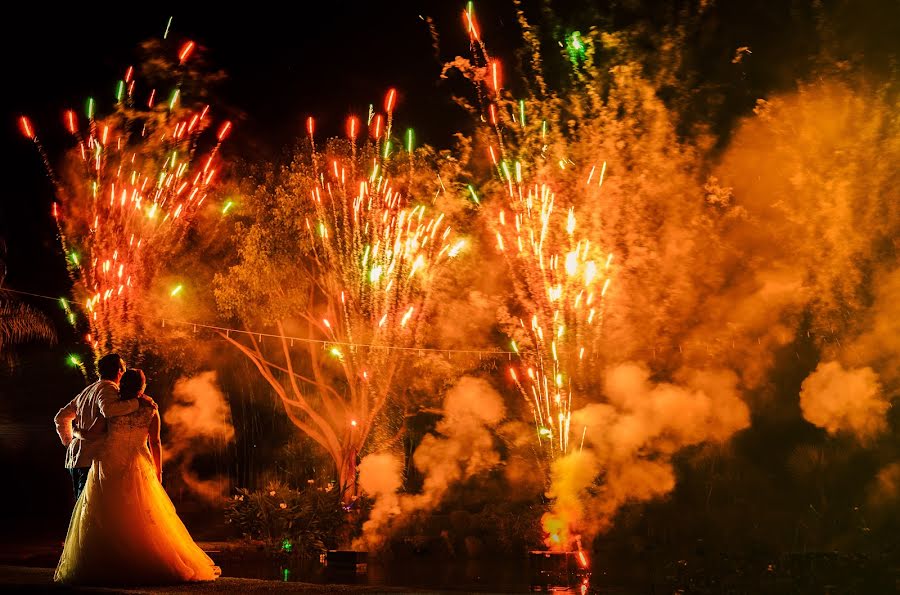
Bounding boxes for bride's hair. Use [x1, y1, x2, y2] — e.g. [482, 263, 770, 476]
[120, 369, 146, 399]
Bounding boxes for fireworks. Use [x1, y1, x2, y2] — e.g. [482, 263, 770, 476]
[21, 35, 230, 357]
[501, 189, 613, 458]
[461, 4, 614, 461]
[459, 2, 618, 554]
[305, 128, 462, 357]
[216, 88, 465, 498]
[296, 100, 467, 474]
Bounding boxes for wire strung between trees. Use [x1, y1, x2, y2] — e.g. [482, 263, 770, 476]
[3, 286, 753, 361]
[1, 286, 515, 356]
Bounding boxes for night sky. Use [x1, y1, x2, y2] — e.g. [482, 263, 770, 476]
[4, 1, 896, 296]
[3, 3, 474, 297]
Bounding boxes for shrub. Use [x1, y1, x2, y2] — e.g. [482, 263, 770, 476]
[225, 480, 347, 557]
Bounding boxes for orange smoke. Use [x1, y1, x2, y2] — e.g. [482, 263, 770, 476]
[163, 371, 234, 502]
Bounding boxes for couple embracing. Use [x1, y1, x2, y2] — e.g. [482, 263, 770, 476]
[52, 353, 220, 586]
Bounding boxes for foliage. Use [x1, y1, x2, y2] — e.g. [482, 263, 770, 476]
[0, 293, 57, 368]
[225, 480, 348, 557]
[469, 500, 545, 554]
[214, 135, 472, 496]
[0, 249, 56, 367]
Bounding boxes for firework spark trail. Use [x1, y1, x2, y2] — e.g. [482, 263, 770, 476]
[21, 39, 231, 357]
[459, 3, 621, 558]
[502, 192, 614, 459]
[302, 91, 466, 435]
[213, 89, 467, 494]
[462, 4, 613, 463]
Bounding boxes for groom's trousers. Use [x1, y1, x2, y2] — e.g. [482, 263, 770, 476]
[69, 467, 90, 502]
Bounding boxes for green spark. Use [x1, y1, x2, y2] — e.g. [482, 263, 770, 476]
[467, 184, 480, 205]
[567, 31, 588, 65]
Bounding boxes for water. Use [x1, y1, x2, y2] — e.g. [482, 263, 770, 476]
[213, 548, 900, 594]
[217, 553, 589, 593]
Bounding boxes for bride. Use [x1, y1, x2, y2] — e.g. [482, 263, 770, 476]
[55, 369, 220, 585]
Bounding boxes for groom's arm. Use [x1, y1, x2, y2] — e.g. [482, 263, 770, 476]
[98, 384, 139, 418]
[54, 398, 78, 446]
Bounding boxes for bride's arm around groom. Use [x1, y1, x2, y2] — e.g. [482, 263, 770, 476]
[54, 381, 138, 446]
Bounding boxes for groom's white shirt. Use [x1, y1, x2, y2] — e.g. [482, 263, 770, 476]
[54, 379, 139, 469]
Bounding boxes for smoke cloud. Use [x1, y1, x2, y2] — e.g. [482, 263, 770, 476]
[800, 361, 888, 440]
[543, 362, 750, 547]
[355, 452, 404, 550]
[405, 375, 506, 511]
[868, 462, 900, 509]
[355, 376, 506, 549]
[163, 371, 235, 501]
[447, 75, 898, 549]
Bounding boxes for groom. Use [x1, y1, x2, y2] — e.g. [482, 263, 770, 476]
[54, 353, 156, 501]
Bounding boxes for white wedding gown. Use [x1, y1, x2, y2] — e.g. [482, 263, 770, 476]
[54, 405, 220, 585]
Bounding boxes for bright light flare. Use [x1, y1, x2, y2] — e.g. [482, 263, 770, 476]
[178, 41, 196, 64]
[18, 116, 35, 139]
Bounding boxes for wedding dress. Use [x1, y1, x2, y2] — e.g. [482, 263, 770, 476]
[54, 405, 220, 585]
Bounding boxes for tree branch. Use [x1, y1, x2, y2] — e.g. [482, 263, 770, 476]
[218, 331, 336, 459]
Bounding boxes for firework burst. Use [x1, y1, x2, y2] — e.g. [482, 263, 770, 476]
[460, 3, 614, 463]
[22, 37, 230, 358]
[216, 88, 466, 498]
[457, 2, 618, 554]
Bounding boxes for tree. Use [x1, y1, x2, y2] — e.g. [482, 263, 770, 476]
[215, 126, 468, 498]
[0, 244, 56, 367]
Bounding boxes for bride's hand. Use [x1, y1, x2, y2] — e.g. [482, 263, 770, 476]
[73, 423, 105, 441]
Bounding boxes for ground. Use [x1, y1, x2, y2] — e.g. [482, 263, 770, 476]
[0, 565, 425, 594]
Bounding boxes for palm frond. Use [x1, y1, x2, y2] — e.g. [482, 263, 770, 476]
[0, 293, 57, 359]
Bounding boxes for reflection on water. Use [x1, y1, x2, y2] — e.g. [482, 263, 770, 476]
[214, 548, 900, 594]
[218, 554, 595, 593]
